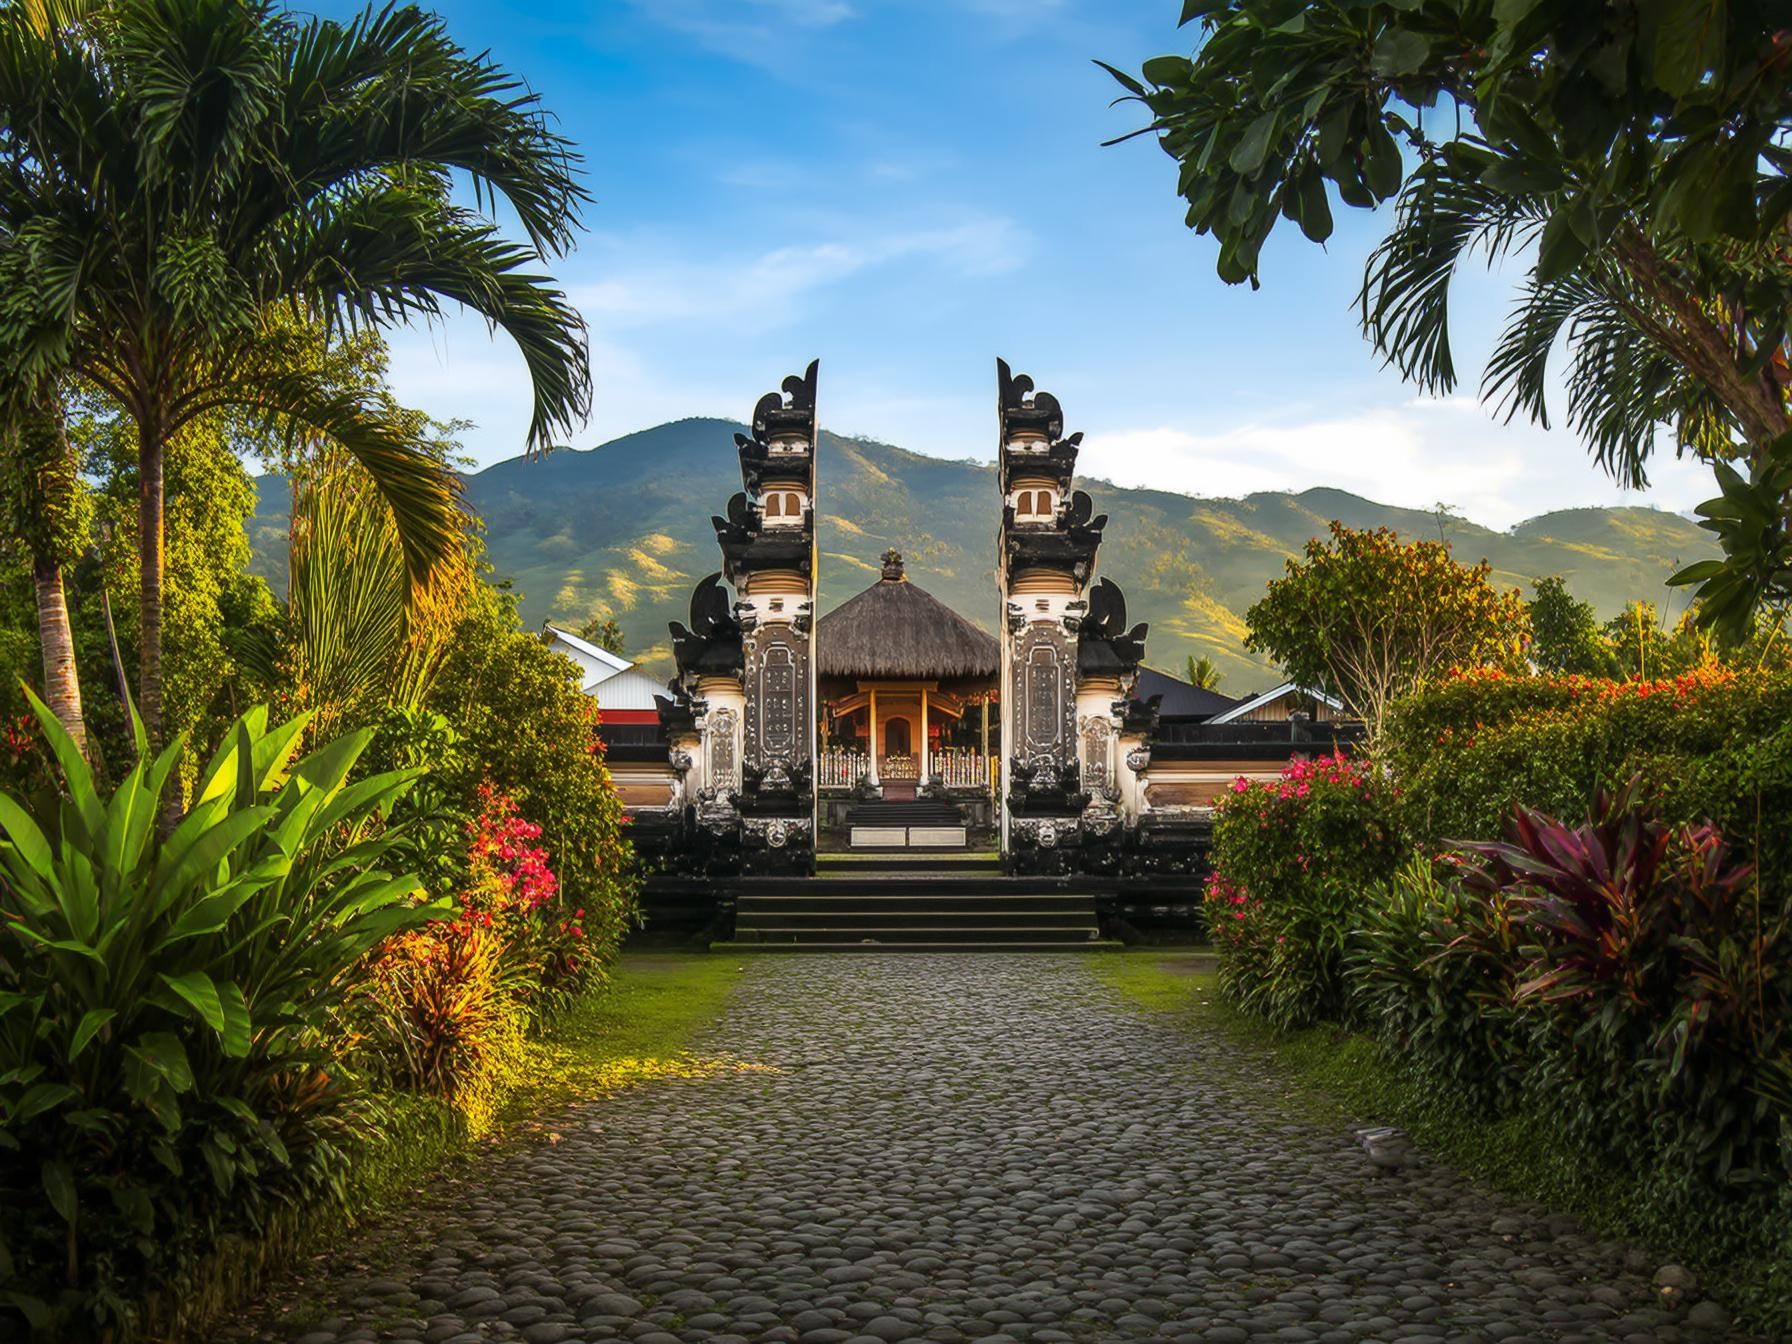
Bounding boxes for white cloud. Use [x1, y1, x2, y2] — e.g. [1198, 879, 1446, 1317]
[630, 0, 854, 65]
[574, 216, 1031, 331]
[381, 316, 790, 463]
[1075, 395, 1716, 530]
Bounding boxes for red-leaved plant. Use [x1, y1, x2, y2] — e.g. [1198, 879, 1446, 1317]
[1454, 781, 1787, 1189]
[354, 783, 585, 1128]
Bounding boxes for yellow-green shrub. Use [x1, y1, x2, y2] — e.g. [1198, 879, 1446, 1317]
[1386, 667, 1792, 891]
[353, 921, 526, 1137]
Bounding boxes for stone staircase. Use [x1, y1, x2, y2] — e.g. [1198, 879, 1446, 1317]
[722, 854, 1117, 951]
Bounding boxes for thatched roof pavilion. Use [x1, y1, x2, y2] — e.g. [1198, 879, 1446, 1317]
[817, 551, 998, 680]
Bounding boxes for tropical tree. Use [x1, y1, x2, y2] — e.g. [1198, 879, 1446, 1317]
[1185, 652, 1221, 689]
[1107, 2, 1792, 635]
[0, 0, 590, 748]
[1527, 575, 1612, 677]
[429, 581, 638, 975]
[1245, 522, 1529, 739]
[0, 394, 90, 753]
[578, 614, 626, 656]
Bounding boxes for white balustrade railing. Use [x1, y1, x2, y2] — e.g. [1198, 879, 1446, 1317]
[816, 746, 992, 793]
[818, 746, 869, 790]
[933, 748, 989, 791]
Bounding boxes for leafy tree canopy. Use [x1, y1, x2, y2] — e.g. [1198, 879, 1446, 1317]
[1111, 1, 1791, 636]
[578, 614, 626, 656]
[1527, 574, 1610, 676]
[427, 581, 637, 965]
[1245, 521, 1528, 738]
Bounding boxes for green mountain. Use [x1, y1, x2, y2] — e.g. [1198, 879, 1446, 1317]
[248, 417, 1717, 692]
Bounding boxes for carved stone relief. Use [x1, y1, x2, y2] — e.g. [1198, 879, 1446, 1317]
[1081, 715, 1113, 795]
[1009, 627, 1076, 773]
[709, 707, 738, 793]
[743, 626, 812, 790]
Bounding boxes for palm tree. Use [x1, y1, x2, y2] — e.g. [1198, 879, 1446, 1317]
[1185, 653, 1220, 690]
[0, 0, 590, 748]
[1358, 149, 1791, 633]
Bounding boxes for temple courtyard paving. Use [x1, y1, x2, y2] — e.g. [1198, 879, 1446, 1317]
[226, 954, 1757, 1344]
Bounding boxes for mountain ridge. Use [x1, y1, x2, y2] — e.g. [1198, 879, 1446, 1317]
[246, 417, 1716, 690]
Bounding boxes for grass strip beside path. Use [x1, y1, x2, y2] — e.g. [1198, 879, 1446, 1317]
[160, 952, 744, 1342]
[499, 952, 757, 1128]
[1088, 951, 1792, 1340]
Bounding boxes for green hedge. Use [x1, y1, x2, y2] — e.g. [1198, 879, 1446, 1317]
[1385, 667, 1792, 889]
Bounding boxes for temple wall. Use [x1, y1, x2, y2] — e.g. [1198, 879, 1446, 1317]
[610, 761, 679, 809]
[1144, 758, 1284, 810]
[1075, 679, 1122, 805]
[1115, 730, 1150, 819]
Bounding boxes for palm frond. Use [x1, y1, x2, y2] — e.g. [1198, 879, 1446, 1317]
[114, 0, 282, 195]
[262, 191, 590, 449]
[241, 2, 588, 256]
[286, 466, 404, 745]
[1360, 151, 1540, 395]
[1563, 300, 1691, 489]
[287, 461, 467, 737]
[230, 362, 463, 589]
[1481, 270, 1607, 433]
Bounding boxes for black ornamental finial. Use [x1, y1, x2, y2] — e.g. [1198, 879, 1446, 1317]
[996, 356, 1064, 442]
[752, 359, 820, 441]
[881, 548, 905, 581]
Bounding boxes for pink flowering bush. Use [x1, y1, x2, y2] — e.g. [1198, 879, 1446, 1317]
[1205, 751, 1406, 1027]
[355, 782, 583, 1126]
[466, 781, 559, 910]
[454, 782, 594, 1007]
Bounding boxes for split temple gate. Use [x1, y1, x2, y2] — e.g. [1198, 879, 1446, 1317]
[658, 362, 821, 874]
[643, 359, 1220, 883]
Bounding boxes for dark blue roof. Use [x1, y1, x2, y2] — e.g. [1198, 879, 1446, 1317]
[1132, 666, 1242, 721]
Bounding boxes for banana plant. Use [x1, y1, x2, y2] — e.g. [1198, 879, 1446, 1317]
[0, 695, 447, 1334]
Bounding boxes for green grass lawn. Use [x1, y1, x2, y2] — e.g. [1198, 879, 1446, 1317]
[1090, 953, 1792, 1339]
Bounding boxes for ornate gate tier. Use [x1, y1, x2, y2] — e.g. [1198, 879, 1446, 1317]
[995, 359, 1153, 875]
[657, 362, 820, 876]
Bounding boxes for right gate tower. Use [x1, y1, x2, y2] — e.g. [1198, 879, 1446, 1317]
[995, 359, 1155, 874]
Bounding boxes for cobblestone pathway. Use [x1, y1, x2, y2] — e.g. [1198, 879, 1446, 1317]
[231, 955, 1757, 1344]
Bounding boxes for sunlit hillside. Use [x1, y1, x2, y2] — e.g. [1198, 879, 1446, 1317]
[248, 417, 1717, 693]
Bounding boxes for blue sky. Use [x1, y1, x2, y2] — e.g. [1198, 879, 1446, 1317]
[330, 0, 1712, 528]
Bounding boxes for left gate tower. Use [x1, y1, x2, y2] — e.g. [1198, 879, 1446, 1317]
[658, 361, 820, 875]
